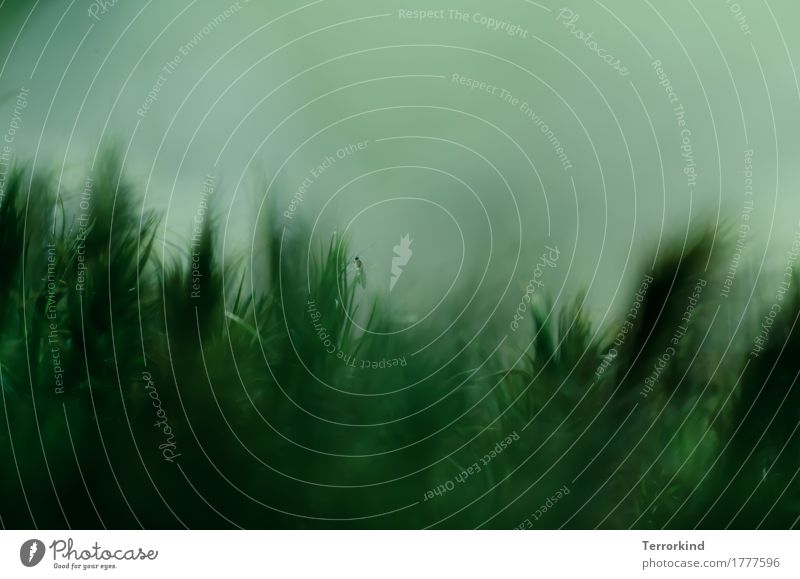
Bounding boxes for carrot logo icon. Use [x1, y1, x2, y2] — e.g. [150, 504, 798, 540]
[390, 234, 413, 292]
[19, 539, 45, 567]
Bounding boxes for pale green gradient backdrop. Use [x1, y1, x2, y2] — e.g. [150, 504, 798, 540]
[1, 0, 798, 327]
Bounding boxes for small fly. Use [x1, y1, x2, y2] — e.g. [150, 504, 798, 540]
[343, 241, 374, 290]
[353, 256, 367, 288]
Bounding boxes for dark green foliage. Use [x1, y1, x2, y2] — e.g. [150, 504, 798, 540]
[0, 158, 797, 529]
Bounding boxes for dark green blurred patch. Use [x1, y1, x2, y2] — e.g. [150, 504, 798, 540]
[0, 157, 797, 529]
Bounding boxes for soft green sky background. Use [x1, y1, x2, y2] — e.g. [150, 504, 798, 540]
[1, 0, 799, 333]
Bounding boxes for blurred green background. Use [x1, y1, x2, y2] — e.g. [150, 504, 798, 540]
[2, 0, 799, 321]
[1, 0, 800, 529]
